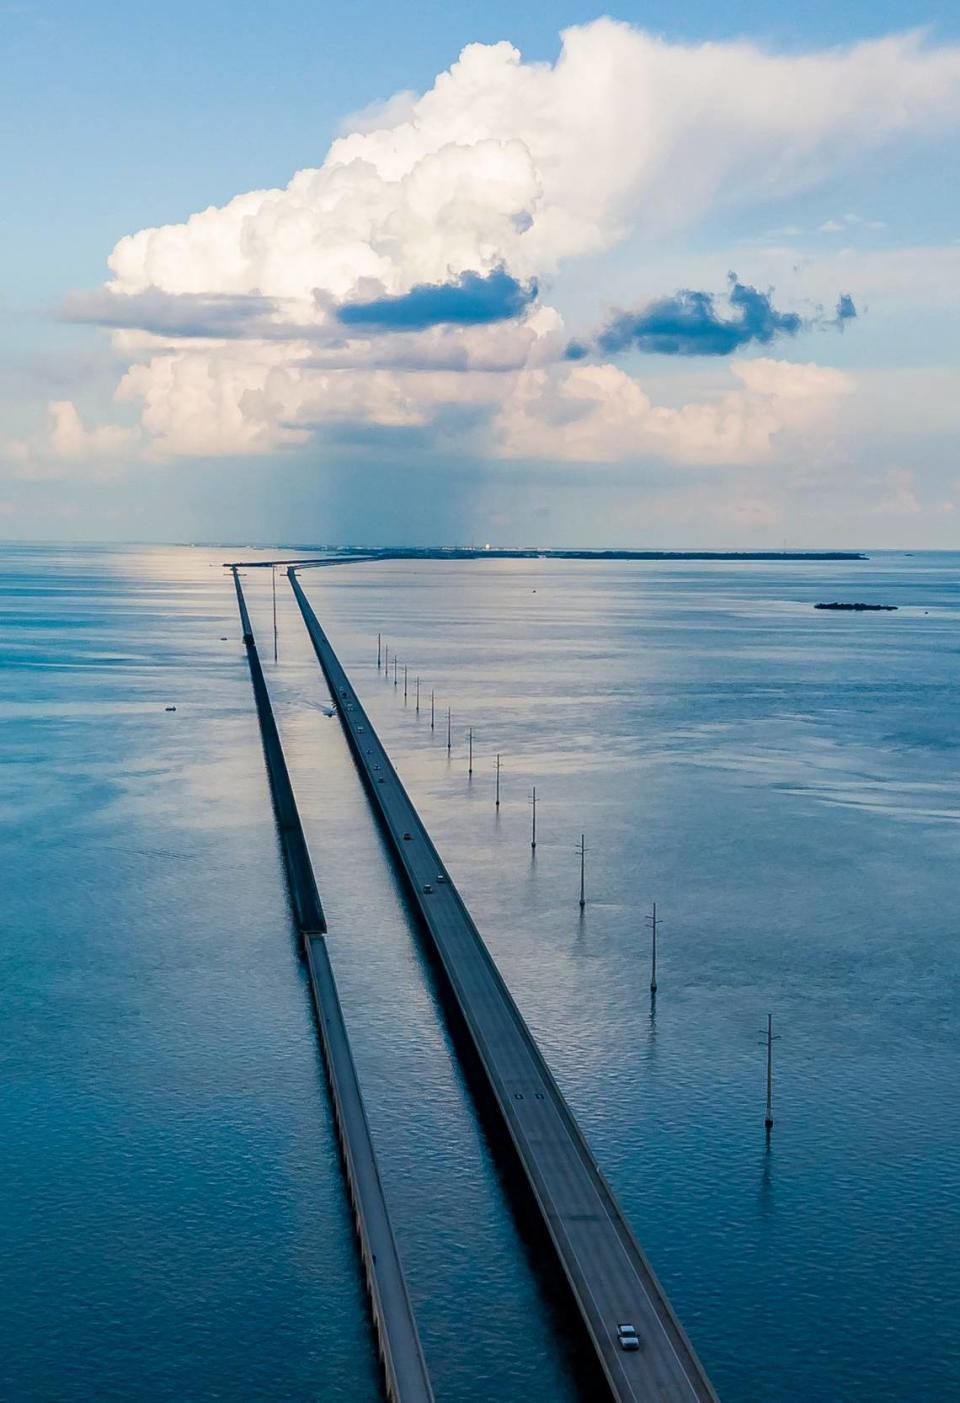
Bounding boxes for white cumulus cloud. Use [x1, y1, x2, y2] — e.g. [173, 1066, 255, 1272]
[3, 402, 137, 479]
[494, 358, 852, 464]
[46, 20, 960, 467]
[107, 23, 960, 303]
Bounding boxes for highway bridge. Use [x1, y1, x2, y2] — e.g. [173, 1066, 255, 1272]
[232, 569, 434, 1403]
[289, 567, 720, 1403]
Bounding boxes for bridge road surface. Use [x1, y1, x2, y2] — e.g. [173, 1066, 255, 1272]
[290, 569, 721, 1403]
[232, 569, 435, 1403]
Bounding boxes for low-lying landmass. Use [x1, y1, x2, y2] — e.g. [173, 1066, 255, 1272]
[294, 546, 867, 561]
[225, 546, 868, 567]
[815, 601, 897, 611]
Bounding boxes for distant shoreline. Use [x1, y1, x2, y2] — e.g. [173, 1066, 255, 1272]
[224, 547, 867, 567]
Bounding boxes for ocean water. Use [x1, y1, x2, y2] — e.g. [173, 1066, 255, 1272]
[2, 544, 958, 1403]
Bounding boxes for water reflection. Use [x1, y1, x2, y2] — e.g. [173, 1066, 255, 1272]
[298, 548, 960, 1403]
[758, 1138, 775, 1218]
[5, 545, 960, 1403]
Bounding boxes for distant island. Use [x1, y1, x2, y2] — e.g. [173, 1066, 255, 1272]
[226, 546, 868, 567]
[815, 601, 897, 611]
[358, 548, 868, 562]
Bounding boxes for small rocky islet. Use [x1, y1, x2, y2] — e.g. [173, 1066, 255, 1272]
[815, 601, 898, 612]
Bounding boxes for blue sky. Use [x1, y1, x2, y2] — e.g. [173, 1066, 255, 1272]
[5, 1, 959, 292]
[2, 3, 960, 544]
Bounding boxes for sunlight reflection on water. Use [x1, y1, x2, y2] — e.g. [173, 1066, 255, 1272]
[2, 544, 959, 1403]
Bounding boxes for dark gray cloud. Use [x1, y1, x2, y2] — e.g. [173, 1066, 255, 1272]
[61, 287, 285, 340]
[63, 274, 856, 378]
[568, 275, 806, 359]
[833, 293, 858, 328]
[569, 278, 860, 361]
[336, 266, 537, 331]
[62, 270, 540, 348]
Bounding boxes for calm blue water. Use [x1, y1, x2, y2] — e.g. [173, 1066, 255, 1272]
[2, 544, 959, 1403]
